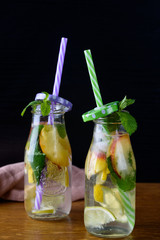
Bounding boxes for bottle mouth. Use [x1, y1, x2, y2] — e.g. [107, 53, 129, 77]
[35, 93, 73, 113]
[94, 118, 121, 125]
[93, 112, 121, 124]
[31, 102, 69, 115]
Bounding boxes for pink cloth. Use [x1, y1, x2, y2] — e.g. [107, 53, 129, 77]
[0, 163, 85, 202]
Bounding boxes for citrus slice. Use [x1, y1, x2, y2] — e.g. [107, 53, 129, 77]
[39, 125, 70, 167]
[96, 167, 110, 184]
[85, 150, 107, 179]
[84, 206, 116, 227]
[27, 164, 34, 183]
[101, 187, 124, 219]
[93, 185, 124, 220]
[32, 208, 54, 214]
[65, 167, 69, 187]
[94, 184, 103, 202]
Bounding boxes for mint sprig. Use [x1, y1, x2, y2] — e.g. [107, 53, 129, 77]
[21, 100, 41, 117]
[21, 92, 51, 117]
[119, 96, 135, 110]
[27, 125, 45, 184]
[118, 96, 137, 136]
[107, 156, 136, 192]
[40, 92, 51, 116]
[117, 111, 137, 136]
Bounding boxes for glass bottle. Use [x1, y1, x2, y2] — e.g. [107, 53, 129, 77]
[24, 100, 72, 220]
[84, 113, 136, 238]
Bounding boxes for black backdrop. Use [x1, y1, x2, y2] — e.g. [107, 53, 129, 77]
[0, 1, 160, 182]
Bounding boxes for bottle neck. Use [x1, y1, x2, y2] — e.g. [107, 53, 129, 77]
[31, 104, 66, 126]
[93, 115, 126, 137]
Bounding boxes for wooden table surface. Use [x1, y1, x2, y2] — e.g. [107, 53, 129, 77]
[0, 183, 160, 240]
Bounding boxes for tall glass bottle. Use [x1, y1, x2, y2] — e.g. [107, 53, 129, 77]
[84, 114, 136, 238]
[24, 96, 72, 220]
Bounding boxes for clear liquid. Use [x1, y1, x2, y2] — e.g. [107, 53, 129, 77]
[24, 163, 72, 220]
[84, 129, 136, 238]
[24, 123, 72, 220]
[84, 176, 135, 238]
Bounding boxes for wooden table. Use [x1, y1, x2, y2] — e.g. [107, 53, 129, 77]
[0, 183, 160, 240]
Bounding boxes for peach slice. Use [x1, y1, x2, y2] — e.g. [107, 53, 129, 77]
[95, 152, 107, 173]
[85, 150, 107, 179]
[108, 134, 136, 178]
[39, 125, 71, 167]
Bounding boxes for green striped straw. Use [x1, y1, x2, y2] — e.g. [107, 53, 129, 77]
[118, 187, 135, 228]
[84, 50, 103, 107]
[84, 49, 135, 229]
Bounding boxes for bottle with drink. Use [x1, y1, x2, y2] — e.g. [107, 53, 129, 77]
[82, 49, 137, 238]
[23, 93, 72, 220]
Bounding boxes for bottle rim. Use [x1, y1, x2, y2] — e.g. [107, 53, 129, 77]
[93, 117, 121, 125]
[31, 103, 68, 115]
[35, 93, 73, 112]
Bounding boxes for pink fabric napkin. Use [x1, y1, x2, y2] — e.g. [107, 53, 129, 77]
[0, 163, 85, 202]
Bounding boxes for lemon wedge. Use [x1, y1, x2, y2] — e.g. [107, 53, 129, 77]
[101, 187, 124, 219]
[32, 208, 54, 214]
[94, 184, 103, 202]
[65, 167, 69, 187]
[96, 167, 110, 184]
[39, 125, 70, 167]
[93, 185, 124, 220]
[84, 206, 116, 227]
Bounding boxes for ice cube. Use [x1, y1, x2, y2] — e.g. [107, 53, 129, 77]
[93, 140, 110, 152]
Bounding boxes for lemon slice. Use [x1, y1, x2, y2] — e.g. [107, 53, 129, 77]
[32, 208, 54, 214]
[94, 184, 103, 202]
[96, 167, 110, 184]
[27, 164, 34, 183]
[65, 167, 69, 187]
[93, 185, 125, 221]
[101, 187, 124, 220]
[84, 206, 116, 227]
[39, 125, 70, 167]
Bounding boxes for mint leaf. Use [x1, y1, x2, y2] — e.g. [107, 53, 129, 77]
[107, 156, 136, 192]
[30, 153, 45, 185]
[21, 100, 41, 116]
[21, 92, 51, 117]
[40, 91, 51, 116]
[119, 96, 135, 111]
[27, 125, 45, 184]
[117, 111, 137, 135]
[41, 101, 51, 116]
[56, 124, 66, 138]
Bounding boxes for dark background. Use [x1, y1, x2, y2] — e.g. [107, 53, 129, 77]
[0, 0, 160, 182]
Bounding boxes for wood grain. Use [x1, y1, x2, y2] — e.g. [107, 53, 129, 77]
[0, 183, 160, 240]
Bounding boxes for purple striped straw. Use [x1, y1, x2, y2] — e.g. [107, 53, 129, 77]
[34, 38, 68, 211]
[34, 182, 43, 210]
[52, 37, 68, 96]
[49, 37, 68, 124]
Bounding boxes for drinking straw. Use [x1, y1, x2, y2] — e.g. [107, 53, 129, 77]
[84, 49, 135, 228]
[49, 37, 68, 125]
[34, 182, 43, 210]
[84, 50, 103, 107]
[52, 37, 68, 96]
[34, 37, 68, 210]
[118, 187, 135, 228]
